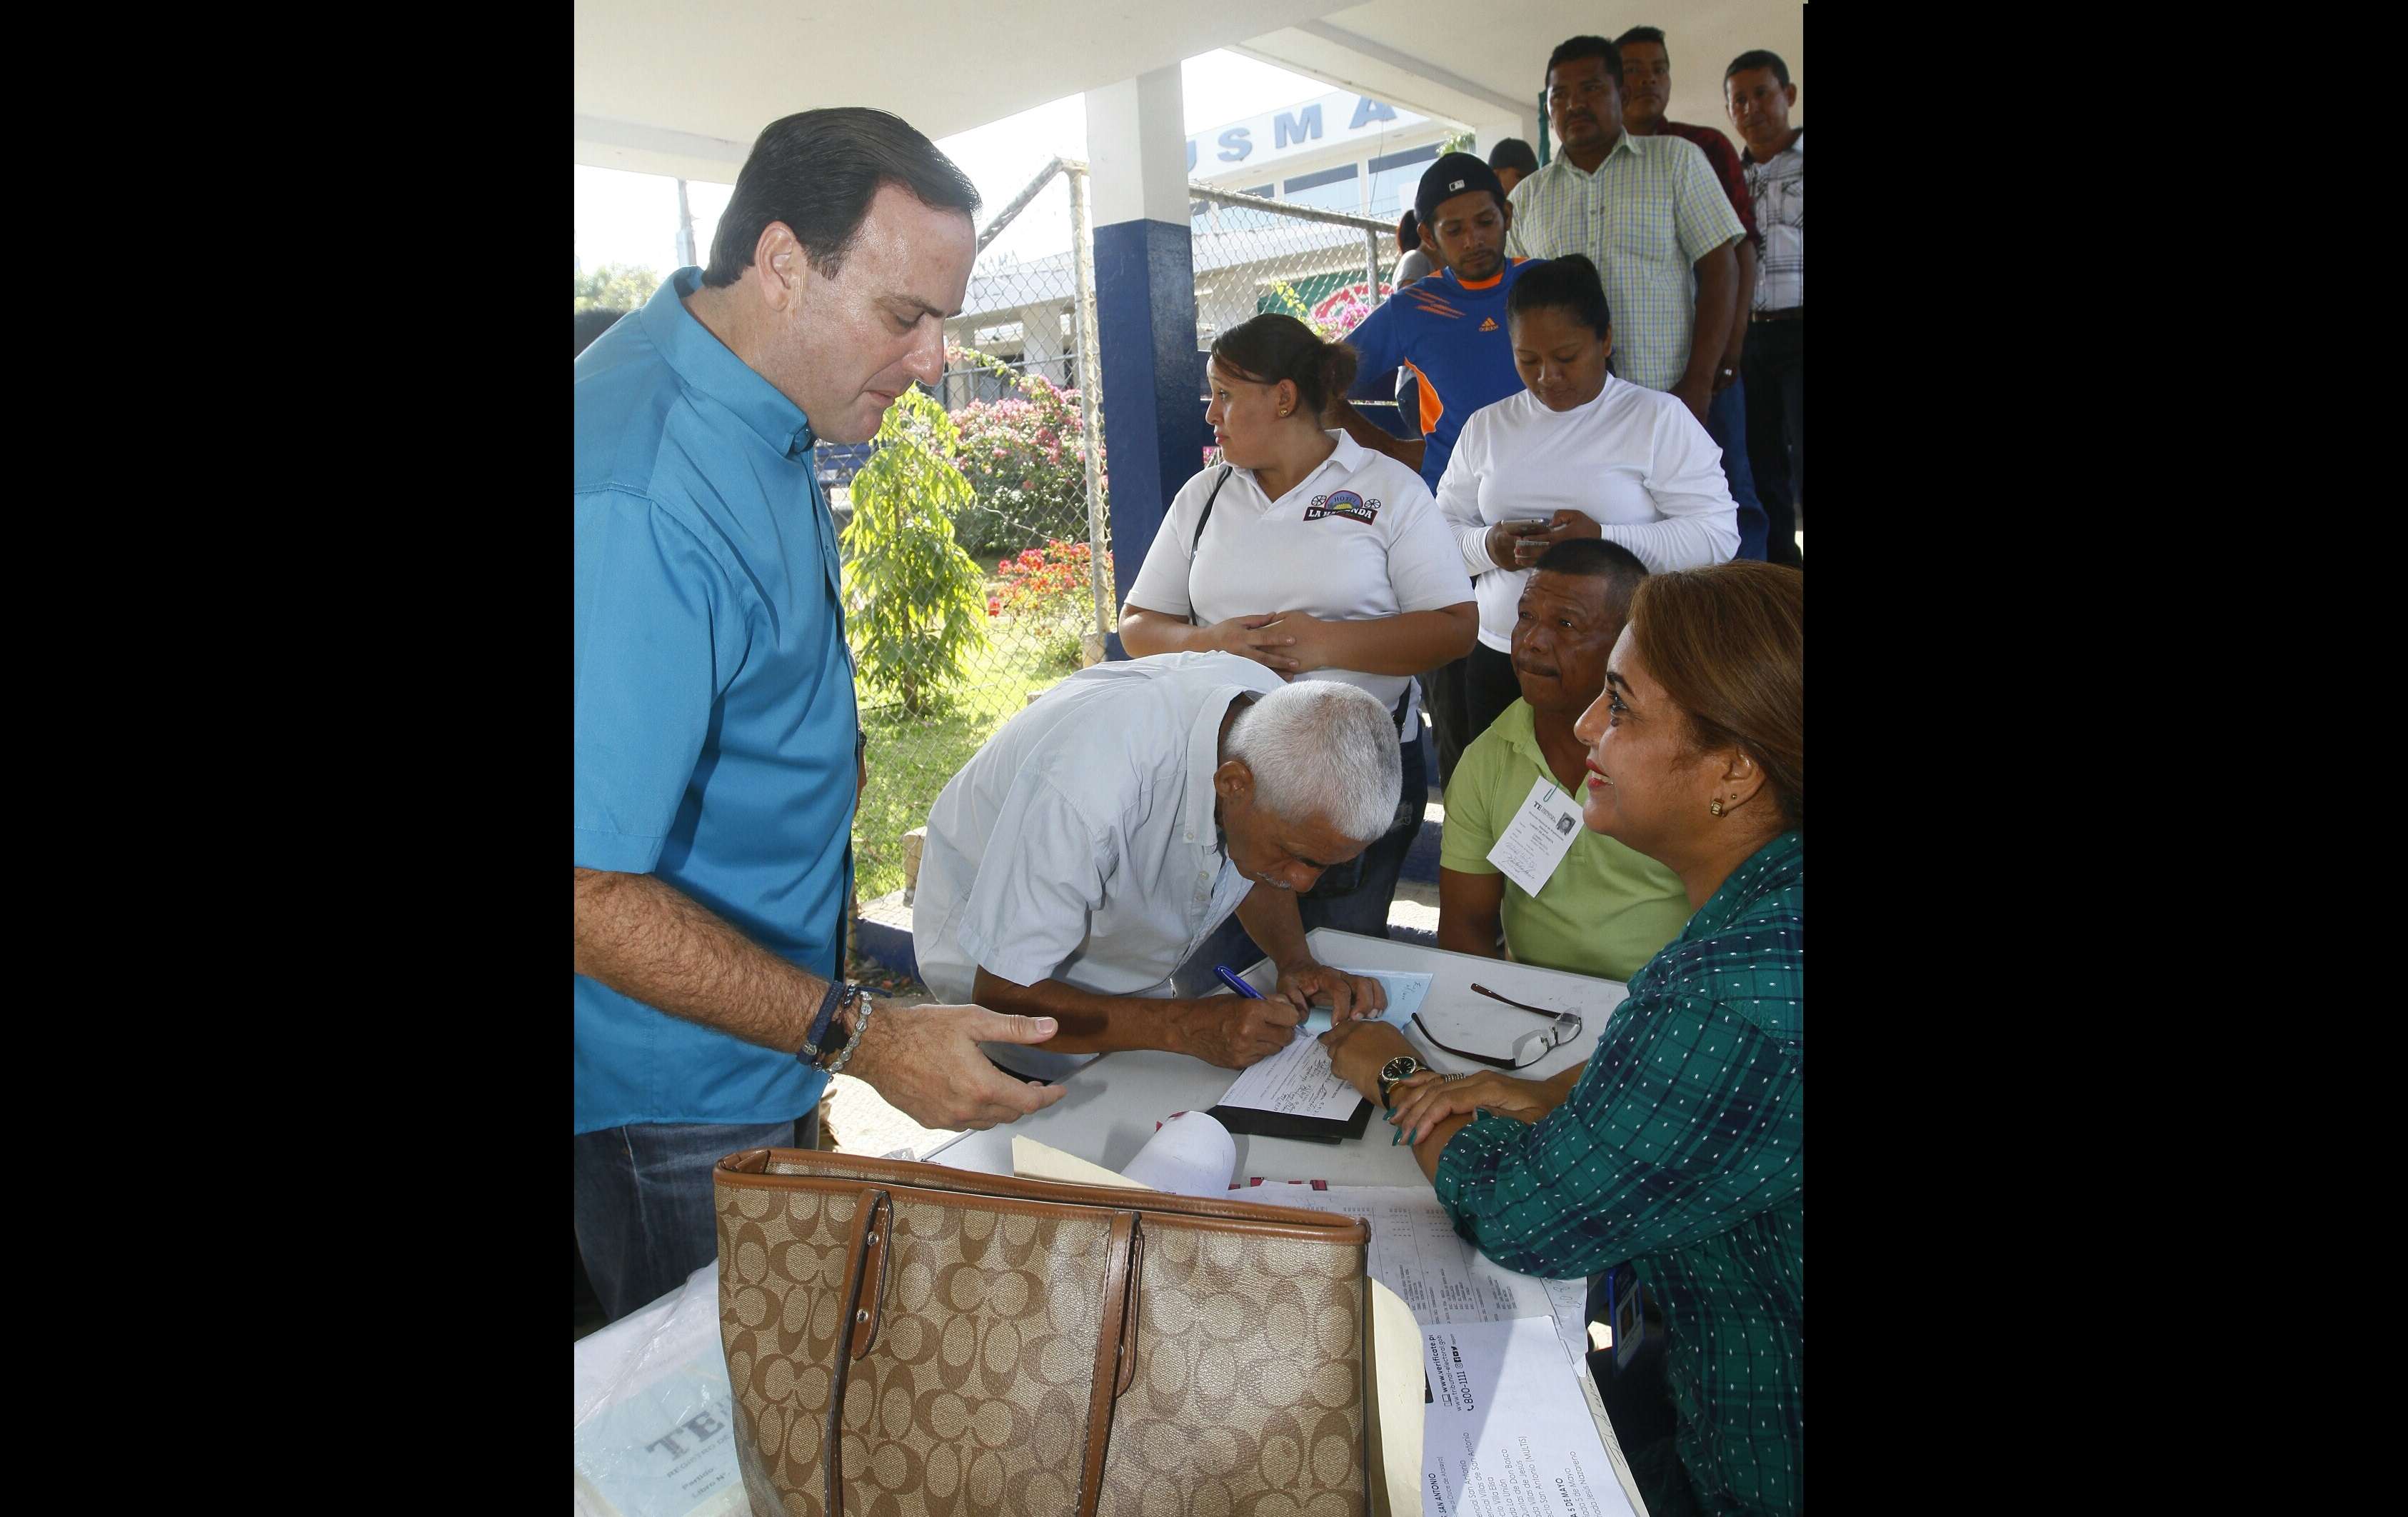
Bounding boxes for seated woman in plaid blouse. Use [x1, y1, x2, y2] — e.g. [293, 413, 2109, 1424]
[1325, 559, 1802, 1517]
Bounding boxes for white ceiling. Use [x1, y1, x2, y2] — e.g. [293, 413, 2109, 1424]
[574, 0, 1358, 182]
[574, 0, 1806, 184]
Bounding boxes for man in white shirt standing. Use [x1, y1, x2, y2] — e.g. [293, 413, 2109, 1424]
[1727, 47, 1804, 567]
[912, 656, 1398, 1082]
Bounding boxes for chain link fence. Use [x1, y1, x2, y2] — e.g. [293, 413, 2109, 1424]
[842, 169, 1415, 906]
[1189, 184, 1415, 461]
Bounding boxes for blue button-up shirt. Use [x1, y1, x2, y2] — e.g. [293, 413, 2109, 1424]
[573, 268, 852, 1133]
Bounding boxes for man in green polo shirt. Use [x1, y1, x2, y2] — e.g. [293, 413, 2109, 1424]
[1438, 539, 1688, 981]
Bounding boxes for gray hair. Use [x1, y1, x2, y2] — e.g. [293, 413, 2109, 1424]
[1227, 682, 1401, 842]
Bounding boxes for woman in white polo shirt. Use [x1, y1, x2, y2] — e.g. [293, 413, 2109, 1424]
[1434, 254, 1740, 753]
[1120, 312, 1478, 959]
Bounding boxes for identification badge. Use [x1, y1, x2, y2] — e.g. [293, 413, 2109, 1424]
[1591, 1261, 1675, 1446]
[1484, 775, 1583, 897]
[1301, 489, 1381, 525]
[1605, 1262, 1645, 1373]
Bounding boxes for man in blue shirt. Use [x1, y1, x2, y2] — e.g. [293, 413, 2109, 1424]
[1323, 153, 1543, 787]
[574, 107, 1065, 1323]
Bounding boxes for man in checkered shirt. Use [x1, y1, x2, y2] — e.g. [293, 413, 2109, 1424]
[1505, 36, 1745, 434]
[1727, 49, 1803, 568]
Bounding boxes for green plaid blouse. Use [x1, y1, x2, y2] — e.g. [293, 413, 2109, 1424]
[1505, 134, 1747, 393]
[1434, 831, 1803, 1515]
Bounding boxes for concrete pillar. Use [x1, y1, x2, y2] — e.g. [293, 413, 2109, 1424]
[1085, 66, 1200, 657]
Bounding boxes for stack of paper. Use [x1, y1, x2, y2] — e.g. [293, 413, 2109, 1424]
[1284, 1186, 1645, 1517]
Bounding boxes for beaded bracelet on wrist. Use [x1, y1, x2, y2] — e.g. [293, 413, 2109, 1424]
[822, 996, 877, 1077]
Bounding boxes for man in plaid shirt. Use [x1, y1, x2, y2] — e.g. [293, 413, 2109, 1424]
[1506, 36, 1745, 431]
[1727, 49, 1803, 568]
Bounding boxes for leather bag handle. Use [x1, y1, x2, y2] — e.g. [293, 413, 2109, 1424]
[1114, 1220, 1145, 1400]
[822, 1188, 893, 1514]
[848, 1198, 896, 1362]
[1075, 1210, 1143, 1517]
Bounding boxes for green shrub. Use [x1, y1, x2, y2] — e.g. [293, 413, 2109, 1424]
[841, 390, 990, 717]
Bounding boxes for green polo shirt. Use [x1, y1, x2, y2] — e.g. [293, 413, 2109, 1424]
[1440, 700, 1690, 980]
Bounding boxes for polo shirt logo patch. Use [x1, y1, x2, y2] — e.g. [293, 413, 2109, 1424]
[1303, 490, 1380, 525]
[1478, 317, 1498, 331]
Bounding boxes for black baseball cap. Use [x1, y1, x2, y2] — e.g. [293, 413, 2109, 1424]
[1415, 153, 1508, 226]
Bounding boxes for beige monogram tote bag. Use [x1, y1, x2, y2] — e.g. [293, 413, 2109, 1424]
[714, 1148, 1375, 1517]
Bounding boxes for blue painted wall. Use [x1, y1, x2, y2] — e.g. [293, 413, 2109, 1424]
[1093, 217, 1203, 656]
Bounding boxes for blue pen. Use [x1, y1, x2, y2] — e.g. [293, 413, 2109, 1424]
[1214, 965, 1264, 999]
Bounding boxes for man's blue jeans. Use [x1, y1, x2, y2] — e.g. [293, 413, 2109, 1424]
[573, 1106, 820, 1323]
[1704, 379, 1770, 561]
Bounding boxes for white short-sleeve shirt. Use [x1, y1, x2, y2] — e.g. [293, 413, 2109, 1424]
[1433, 378, 1740, 651]
[910, 652, 1287, 1081]
[1123, 431, 1474, 716]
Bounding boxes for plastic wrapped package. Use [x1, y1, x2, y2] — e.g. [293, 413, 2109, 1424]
[572, 1260, 747, 1517]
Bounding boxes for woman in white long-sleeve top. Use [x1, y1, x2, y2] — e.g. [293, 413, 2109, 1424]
[1434, 254, 1739, 751]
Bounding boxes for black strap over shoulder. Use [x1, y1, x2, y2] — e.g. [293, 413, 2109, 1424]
[1187, 466, 1235, 627]
[1191, 465, 1235, 555]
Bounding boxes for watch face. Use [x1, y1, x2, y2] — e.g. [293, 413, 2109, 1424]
[1380, 1056, 1420, 1083]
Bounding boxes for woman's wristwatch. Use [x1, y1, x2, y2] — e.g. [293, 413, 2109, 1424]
[1377, 1054, 1425, 1109]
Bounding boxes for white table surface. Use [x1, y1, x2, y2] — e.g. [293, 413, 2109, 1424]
[923, 927, 1630, 1181]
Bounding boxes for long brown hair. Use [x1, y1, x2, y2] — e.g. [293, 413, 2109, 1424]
[1627, 561, 1803, 829]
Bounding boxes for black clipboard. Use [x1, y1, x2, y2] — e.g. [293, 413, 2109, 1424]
[1206, 1098, 1375, 1145]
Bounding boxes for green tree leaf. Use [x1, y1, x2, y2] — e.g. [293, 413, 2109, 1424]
[574, 263, 663, 312]
[841, 390, 992, 716]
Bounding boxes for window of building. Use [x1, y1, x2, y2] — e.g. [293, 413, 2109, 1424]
[1280, 163, 1362, 215]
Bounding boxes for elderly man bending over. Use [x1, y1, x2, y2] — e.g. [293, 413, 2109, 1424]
[913, 653, 1398, 1081]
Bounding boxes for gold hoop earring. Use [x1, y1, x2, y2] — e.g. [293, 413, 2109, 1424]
[1710, 799, 1724, 816]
